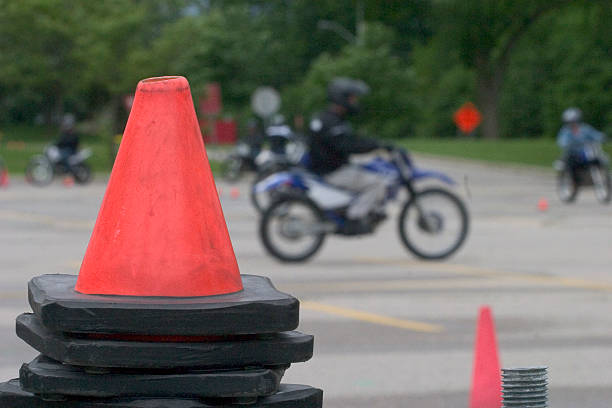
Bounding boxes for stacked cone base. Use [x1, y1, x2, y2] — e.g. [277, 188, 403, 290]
[0, 380, 323, 407]
[29, 274, 298, 335]
[17, 314, 313, 369]
[20, 356, 286, 399]
[7, 274, 321, 406]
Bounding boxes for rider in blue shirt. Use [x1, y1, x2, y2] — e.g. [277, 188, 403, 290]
[557, 107, 605, 181]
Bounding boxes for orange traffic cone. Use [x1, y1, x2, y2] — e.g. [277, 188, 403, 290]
[469, 306, 501, 408]
[76, 76, 242, 297]
[63, 176, 74, 187]
[230, 187, 240, 199]
[537, 198, 548, 212]
[0, 168, 9, 187]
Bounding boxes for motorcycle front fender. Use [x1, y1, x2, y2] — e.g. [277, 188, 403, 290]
[411, 169, 456, 186]
[253, 172, 296, 194]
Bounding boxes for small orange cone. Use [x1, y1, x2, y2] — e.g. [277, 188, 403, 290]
[63, 176, 74, 187]
[537, 198, 548, 212]
[230, 187, 240, 199]
[76, 76, 242, 297]
[469, 306, 501, 408]
[0, 169, 9, 187]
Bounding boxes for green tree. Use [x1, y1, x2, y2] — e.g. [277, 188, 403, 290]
[437, 0, 573, 139]
[411, 38, 474, 138]
[0, 0, 86, 122]
[499, 2, 612, 138]
[285, 23, 416, 140]
[0, 0, 193, 125]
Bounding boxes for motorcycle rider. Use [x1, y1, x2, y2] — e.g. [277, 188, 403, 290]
[557, 107, 605, 182]
[308, 77, 391, 234]
[55, 113, 80, 171]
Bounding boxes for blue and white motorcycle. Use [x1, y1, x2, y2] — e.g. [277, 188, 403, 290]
[255, 148, 469, 262]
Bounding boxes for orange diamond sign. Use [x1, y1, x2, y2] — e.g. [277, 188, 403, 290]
[454, 102, 482, 134]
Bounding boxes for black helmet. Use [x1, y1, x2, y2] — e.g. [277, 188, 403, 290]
[327, 77, 370, 114]
[562, 107, 582, 124]
[60, 113, 76, 131]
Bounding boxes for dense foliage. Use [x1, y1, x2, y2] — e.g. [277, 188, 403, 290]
[0, 0, 610, 139]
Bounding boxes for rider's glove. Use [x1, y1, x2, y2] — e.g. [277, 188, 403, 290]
[380, 143, 395, 152]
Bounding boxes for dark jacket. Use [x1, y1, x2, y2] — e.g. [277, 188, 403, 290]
[308, 109, 380, 175]
[56, 130, 79, 154]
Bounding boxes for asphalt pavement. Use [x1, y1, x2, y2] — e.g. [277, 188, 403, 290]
[1, 154, 612, 407]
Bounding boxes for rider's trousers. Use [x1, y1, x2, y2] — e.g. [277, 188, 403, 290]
[325, 164, 388, 219]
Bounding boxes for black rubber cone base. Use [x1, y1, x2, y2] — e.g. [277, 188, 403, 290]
[17, 314, 313, 369]
[20, 355, 286, 399]
[29, 274, 298, 335]
[0, 380, 323, 407]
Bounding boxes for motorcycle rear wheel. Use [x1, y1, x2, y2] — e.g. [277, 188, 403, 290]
[259, 195, 326, 262]
[591, 165, 611, 204]
[398, 188, 469, 260]
[72, 163, 92, 184]
[25, 156, 54, 186]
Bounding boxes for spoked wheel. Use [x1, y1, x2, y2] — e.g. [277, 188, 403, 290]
[591, 165, 611, 204]
[72, 163, 92, 184]
[259, 195, 327, 262]
[25, 156, 54, 186]
[398, 188, 469, 260]
[222, 157, 243, 181]
[557, 169, 578, 203]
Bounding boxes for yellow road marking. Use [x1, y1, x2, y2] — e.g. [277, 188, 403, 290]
[0, 291, 26, 300]
[0, 209, 94, 230]
[355, 257, 612, 293]
[301, 301, 444, 333]
[280, 277, 554, 293]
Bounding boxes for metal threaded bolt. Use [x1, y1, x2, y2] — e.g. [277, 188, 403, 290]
[501, 367, 548, 407]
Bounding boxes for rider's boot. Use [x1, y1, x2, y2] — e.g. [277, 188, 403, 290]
[339, 218, 374, 235]
[368, 208, 387, 224]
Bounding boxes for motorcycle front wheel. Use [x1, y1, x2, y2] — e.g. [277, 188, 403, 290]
[398, 188, 469, 260]
[557, 169, 578, 203]
[25, 156, 54, 186]
[590, 165, 611, 204]
[259, 195, 327, 262]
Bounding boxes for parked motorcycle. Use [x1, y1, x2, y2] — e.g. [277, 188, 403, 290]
[221, 142, 259, 181]
[25, 145, 92, 186]
[555, 143, 611, 204]
[256, 148, 469, 262]
[221, 120, 307, 183]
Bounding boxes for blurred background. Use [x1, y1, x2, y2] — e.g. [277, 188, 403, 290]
[1, 2, 612, 408]
[1, 0, 611, 172]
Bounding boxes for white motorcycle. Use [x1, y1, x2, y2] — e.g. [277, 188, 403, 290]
[26, 145, 93, 186]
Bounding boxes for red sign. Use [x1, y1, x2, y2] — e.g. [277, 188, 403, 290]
[215, 119, 237, 144]
[454, 102, 482, 134]
[199, 83, 222, 116]
[199, 118, 236, 145]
